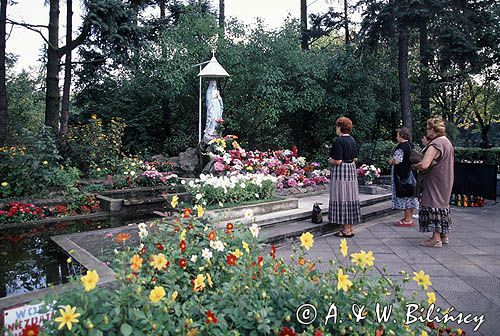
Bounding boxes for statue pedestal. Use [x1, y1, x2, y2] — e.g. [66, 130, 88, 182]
[168, 147, 200, 177]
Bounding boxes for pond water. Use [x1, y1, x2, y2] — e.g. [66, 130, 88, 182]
[0, 215, 150, 298]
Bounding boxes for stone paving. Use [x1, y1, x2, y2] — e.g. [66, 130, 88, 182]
[277, 200, 500, 335]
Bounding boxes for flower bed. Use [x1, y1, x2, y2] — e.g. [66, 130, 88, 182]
[27, 207, 465, 335]
[0, 194, 100, 225]
[83, 158, 180, 192]
[186, 173, 276, 206]
[357, 164, 381, 185]
[207, 136, 329, 190]
[0, 202, 44, 223]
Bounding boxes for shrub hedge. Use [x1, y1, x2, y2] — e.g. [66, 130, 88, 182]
[454, 147, 500, 169]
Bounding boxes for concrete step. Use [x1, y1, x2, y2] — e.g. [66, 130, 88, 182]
[208, 198, 298, 221]
[261, 200, 395, 244]
[224, 193, 391, 230]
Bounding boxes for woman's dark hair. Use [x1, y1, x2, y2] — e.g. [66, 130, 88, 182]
[397, 127, 411, 140]
[336, 117, 353, 134]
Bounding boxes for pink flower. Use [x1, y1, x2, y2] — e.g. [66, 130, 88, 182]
[287, 179, 298, 187]
[214, 161, 225, 172]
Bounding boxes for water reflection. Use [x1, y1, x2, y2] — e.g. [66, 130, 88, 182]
[0, 215, 149, 298]
[0, 221, 92, 298]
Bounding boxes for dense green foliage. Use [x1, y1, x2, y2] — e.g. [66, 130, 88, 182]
[5, 68, 45, 144]
[61, 115, 126, 176]
[2, 0, 499, 171]
[0, 127, 80, 197]
[454, 147, 500, 169]
[73, 14, 399, 161]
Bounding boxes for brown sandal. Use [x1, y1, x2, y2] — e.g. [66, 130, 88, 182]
[420, 239, 442, 248]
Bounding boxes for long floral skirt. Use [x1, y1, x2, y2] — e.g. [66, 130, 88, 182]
[419, 206, 452, 234]
[328, 162, 362, 225]
[391, 167, 419, 210]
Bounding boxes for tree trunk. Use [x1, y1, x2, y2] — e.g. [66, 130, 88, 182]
[344, 0, 349, 44]
[300, 0, 308, 50]
[479, 126, 490, 149]
[59, 0, 72, 136]
[419, 19, 430, 128]
[159, 0, 165, 19]
[0, 0, 7, 147]
[45, 0, 61, 132]
[398, 23, 412, 133]
[218, 0, 224, 36]
[388, 0, 399, 132]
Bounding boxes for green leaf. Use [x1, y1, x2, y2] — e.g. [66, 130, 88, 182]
[120, 323, 133, 336]
[91, 330, 104, 336]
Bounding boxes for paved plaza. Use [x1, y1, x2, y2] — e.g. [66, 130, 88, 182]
[277, 200, 500, 335]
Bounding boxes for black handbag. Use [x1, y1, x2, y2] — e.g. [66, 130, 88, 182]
[311, 202, 323, 224]
[395, 170, 417, 198]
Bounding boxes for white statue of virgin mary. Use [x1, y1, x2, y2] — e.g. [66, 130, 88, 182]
[203, 80, 223, 143]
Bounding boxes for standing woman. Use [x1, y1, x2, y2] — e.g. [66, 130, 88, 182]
[414, 117, 454, 247]
[389, 127, 419, 227]
[328, 117, 362, 238]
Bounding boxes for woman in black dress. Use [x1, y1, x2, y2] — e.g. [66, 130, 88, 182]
[328, 117, 361, 237]
[389, 127, 419, 227]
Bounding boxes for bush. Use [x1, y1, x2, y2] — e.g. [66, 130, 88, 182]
[358, 140, 395, 175]
[455, 147, 500, 169]
[30, 209, 464, 335]
[5, 69, 45, 145]
[62, 115, 126, 177]
[0, 127, 80, 197]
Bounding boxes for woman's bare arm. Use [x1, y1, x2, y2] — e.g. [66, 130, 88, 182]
[328, 158, 342, 166]
[414, 146, 438, 170]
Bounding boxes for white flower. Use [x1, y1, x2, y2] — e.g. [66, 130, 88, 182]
[138, 222, 147, 230]
[138, 229, 148, 239]
[114, 248, 119, 254]
[210, 240, 225, 252]
[244, 209, 254, 220]
[219, 202, 224, 208]
[188, 180, 196, 188]
[138, 243, 144, 251]
[190, 255, 198, 263]
[202, 248, 213, 260]
[196, 193, 203, 201]
[130, 170, 136, 176]
[249, 223, 260, 238]
[181, 179, 186, 185]
[124, 171, 129, 175]
[240, 182, 246, 189]
[255, 193, 259, 198]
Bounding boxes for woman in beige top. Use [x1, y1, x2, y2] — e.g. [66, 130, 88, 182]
[414, 117, 454, 247]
